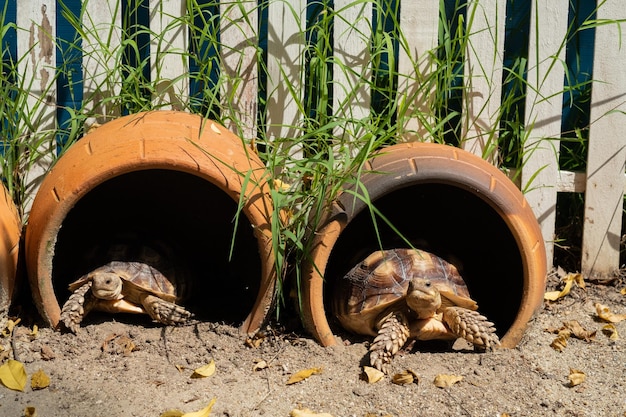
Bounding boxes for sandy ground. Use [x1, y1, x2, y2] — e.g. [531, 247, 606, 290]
[0, 270, 625, 417]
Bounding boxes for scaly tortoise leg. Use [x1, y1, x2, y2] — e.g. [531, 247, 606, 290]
[442, 306, 501, 349]
[369, 312, 410, 374]
[140, 294, 193, 325]
[59, 281, 96, 333]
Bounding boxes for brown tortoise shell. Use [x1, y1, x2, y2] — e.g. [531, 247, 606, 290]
[67, 239, 187, 302]
[332, 248, 474, 336]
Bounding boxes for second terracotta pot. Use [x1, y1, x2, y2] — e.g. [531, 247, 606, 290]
[25, 111, 276, 334]
[301, 142, 547, 348]
[0, 183, 21, 322]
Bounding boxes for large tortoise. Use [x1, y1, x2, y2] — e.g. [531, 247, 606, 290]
[59, 241, 192, 333]
[332, 248, 500, 373]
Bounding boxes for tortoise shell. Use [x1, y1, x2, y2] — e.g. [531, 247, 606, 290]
[68, 239, 187, 302]
[332, 248, 476, 336]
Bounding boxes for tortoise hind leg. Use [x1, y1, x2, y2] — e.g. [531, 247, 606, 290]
[140, 295, 192, 325]
[59, 282, 96, 333]
[442, 307, 500, 349]
[369, 312, 410, 374]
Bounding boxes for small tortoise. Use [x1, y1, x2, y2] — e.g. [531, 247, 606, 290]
[59, 242, 192, 333]
[332, 248, 500, 373]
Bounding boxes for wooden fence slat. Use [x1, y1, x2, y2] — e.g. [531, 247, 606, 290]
[581, 0, 626, 277]
[397, 0, 438, 141]
[520, 0, 569, 267]
[220, 0, 258, 140]
[333, 0, 372, 143]
[83, 1, 122, 125]
[17, 1, 57, 212]
[149, 0, 188, 110]
[266, 0, 305, 154]
[461, 0, 505, 159]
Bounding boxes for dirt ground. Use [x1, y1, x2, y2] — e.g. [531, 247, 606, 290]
[1, 269, 625, 417]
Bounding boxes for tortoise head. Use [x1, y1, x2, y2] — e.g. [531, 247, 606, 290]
[405, 278, 442, 318]
[90, 272, 124, 300]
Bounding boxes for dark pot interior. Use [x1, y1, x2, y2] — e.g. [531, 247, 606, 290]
[52, 169, 261, 324]
[325, 182, 523, 339]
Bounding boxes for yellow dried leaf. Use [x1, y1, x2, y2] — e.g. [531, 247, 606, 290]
[550, 332, 569, 352]
[362, 366, 385, 384]
[290, 407, 334, 417]
[24, 406, 36, 417]
[161, 398, 216, 417]
[286, 367, 322, 385]
[544, 273, 583, 301]
[182, 399, 216, 417]
[253, 359, 268, 372]
[31, 369, 50, 390]
[191, 360, 216, 378]
[568, 369, 585, 387]
[620, 287, 626, 295]
[2, 318, 20, 337]
[245, 333, 266, 348]
[602, 324, 619, 340]
[0, 359, 27, 391]
[595, 303, 626, 323]
[563, 321, 596, 342]
[392, 369, 419, 385]
[433, 374, 463, 388]
[160, 411, 184, 417]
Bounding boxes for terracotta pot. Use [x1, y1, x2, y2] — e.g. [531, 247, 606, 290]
[0, 184, 21, 320]
[25, 111, 275, 334]
[301, 142, 547, 348]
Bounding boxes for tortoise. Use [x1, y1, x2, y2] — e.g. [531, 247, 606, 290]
[332, 248, 500, 373]
[59, 241, 192, 333]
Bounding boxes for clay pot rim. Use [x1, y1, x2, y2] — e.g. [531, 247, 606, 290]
[302, 141, 547, 348]
[25, 111, 275, 334]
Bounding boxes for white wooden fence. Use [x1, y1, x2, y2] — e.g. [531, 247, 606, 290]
[5, 0, 626, 278]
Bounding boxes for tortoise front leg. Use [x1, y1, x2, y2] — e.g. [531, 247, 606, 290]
[140, 295, 192, 325]
[442, 306, 500, 349]
[369, 312, 410, 374]
[59, 282, 96, 333]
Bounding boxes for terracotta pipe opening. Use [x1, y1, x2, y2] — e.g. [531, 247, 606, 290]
[51, 169, 261, 323]
[25, 111, 276, 334]
[302, 142, 547, 348]
[325, 183, 523, 337]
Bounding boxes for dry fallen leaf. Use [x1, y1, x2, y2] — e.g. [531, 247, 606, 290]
[550, 332, 569, 352]
[362, 366, 385, 384]
[286, 367, 322, 385]
[2, 318, 20, 337]
[253, 359, 268, 372]
[101, 333, 137, 356]
[31, 369, 50, 390]
[24, 406, 36, 417]
[595, 303, 626, 323]
[548, 321, 596, 351]
[191, 360, 216, 378]
[620, 287, 626, 295]
[392, 369, 419, 386]
[161, 398, 216, 417]
[0, 359, 27, 391]
[602, 324, 619, 340]
[568, 368, 585, 387]
[290, 407, 334, 417]
[562, 320, 596, 341]
[433, 374, 463, 388]
[245, 332, 266, 348]
[544, 273, 584, 301]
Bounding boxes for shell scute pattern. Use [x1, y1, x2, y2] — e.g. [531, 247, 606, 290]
[332, 248, 500, 374]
